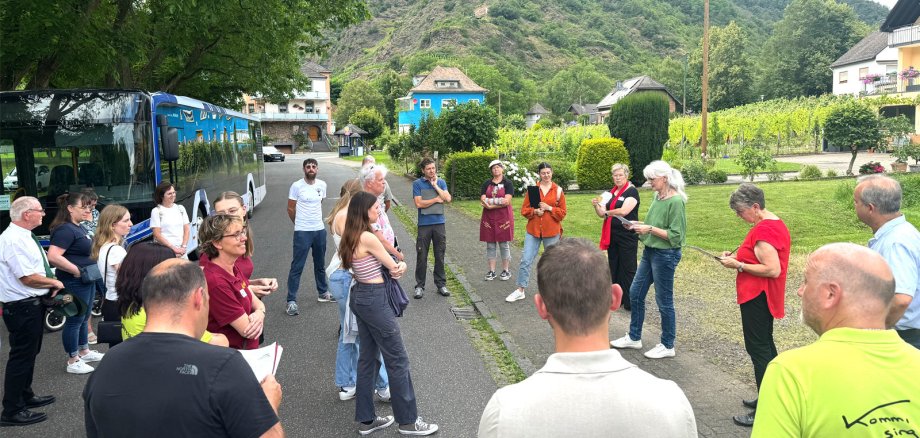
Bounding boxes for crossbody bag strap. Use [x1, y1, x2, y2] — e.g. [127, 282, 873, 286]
[104, 244, 115, 282]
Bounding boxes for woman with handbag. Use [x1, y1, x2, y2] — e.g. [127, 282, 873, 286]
[340, 192, 438, 436]
[47, 192, 105, 374]
[91, 205, 132, 346]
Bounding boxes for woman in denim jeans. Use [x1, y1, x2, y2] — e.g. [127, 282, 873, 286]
[46, 192, 105, 374]
[325, 180, 388, 402]
[611, 161, 687, 360]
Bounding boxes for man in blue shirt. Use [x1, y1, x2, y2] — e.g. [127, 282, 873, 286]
[855, 174, 920, 348]
[412, 158, 452, 299]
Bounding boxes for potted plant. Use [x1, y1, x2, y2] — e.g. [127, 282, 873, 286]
[901, 66, 920, 91]
[890, 146, 909, 172]
[907, 143, 920, 172]
[859, 161, 886, 175]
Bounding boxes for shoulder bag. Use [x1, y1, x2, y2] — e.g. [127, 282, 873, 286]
[96, 245, 122, 345]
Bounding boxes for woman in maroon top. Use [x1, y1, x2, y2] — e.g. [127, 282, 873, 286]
[718, 183, 790, 428]
[479, 160, 514, 281]
[197, 214, 266, 350]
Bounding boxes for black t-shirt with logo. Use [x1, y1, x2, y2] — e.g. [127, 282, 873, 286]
[83, 332, 278, 438]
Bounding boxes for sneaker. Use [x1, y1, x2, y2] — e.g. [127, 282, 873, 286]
[644, 343, 676, 359]
[399, 417, 438, 435]
[358, 416, 394, 435]
[87, 332, 97, 345]
[66, 360, 94, 374]
[375, 387, 391, 402]
[610, 335, 642, 349]
[437, 286, 450, 297]
[499, 270, 512, 281]
[414, 288, 424, 299]
[79, 350, 104, 362]
[484, 271, 496, 281]
[505, 289, 525, 303]
[286, 301, 299, 316]
[338, 386, 356, 401]
[317, 292, 336, 303]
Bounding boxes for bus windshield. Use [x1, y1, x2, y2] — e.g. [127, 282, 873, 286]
[0, 91, 156, 235]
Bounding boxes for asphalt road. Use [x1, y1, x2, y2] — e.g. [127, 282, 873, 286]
[0, 155, 497, 437]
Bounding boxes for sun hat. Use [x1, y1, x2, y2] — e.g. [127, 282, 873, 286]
[47, 289, 88, 318]
[488, 159, 504, 170]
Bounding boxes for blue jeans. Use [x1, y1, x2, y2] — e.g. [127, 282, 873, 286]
[287, 230, 328, 302]
[628, 247, 682, 349]
[329, 269, 388, 389]
[61, 276, 95, 357]
[515, 233, 560, 289]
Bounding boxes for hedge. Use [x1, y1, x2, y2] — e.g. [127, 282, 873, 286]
[575, 138, 629, 190]
[529, 159, 575, 188]
[608, 92, 670, 186]
[444, 151, 498, 198]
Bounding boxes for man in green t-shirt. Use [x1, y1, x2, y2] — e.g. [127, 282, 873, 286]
[752, 243, 920, 437]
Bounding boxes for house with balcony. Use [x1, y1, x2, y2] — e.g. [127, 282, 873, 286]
[242, 61, 333, 154]
[830, 31, 898, 96]
[595, 76, 679, 124]
[397, 66, 488, 134]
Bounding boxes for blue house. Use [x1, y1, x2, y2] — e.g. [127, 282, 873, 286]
[397, 66, 488, 133]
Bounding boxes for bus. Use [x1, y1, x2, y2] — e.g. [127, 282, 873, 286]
[0, 89, 266, 257]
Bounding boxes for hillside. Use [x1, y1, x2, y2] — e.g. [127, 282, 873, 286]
[321, 0, 888, 115]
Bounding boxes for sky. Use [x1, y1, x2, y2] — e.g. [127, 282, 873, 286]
[872, 0, 896, 9]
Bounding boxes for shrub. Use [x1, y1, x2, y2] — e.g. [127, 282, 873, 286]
[681, 160, 707, 185]
[575, 137, 629, 190]
[608, 93, 670, 186]
[444, 151, 498, 198]
[530, 159, 575, 187]
[858, 161, 885, 175]
[504, 160, 538, 193]
[705, 169, 728, 184]
[826, 169, 838, 178]
[767, 160, 785, 182]
[799, 164, 823, 180]
[735, 144, 774, 181]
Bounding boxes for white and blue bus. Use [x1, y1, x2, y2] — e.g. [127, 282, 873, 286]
[0, 89, 266, 257]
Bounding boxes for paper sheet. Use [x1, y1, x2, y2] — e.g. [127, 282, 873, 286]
[239, 342, 283, 382]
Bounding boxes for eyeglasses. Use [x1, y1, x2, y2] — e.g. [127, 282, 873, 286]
[221, 229, 248, 241]
[27, 208, 45, 214]
[216, 206, 241, 216]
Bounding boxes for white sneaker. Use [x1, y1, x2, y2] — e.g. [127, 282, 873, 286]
[375, 387, 391, 402]
[505, 289, 525, 303]
[610, 334, 642, 349]
[338, 386, 356, 401]
[67, 360, 94, 374]
[644, 343, 676, 359]
[79, 350, 105, 362]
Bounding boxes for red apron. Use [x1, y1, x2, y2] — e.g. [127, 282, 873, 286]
[480, 181, 514, 242]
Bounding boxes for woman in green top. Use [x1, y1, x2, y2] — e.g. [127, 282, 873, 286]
[610, 160, 687, 360]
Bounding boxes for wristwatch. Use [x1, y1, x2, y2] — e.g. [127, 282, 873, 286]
[737, 262, 745, 273]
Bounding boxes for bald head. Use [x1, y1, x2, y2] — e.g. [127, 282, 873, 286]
[141, 259, 207, 311]
[800, 243, 895, 333]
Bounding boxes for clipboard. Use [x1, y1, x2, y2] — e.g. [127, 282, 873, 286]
[527, 185, 541, 207]
[686, 245, 724, 261]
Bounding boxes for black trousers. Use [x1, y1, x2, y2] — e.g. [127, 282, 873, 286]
[2, 298, 45, 416]
[740, 292, 777, 389]
[415, 223, 446, 289]
[898, 328, 920, 350]
[608, 235, 638, 309]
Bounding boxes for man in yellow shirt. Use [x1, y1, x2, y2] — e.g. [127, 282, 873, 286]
[752, 243, 920, 437]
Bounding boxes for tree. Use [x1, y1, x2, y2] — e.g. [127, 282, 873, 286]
[334, 79, 385, 129]
[824, 101, 882, 175]
[544, 61, 612, 115]
[373, 69, 410, 128]
[607, 93, 670, 186]
[0, 0, 369, 107]
[349, 107, 385, 143]
[686, 21, 752, 112]
[758, 0, 868, 99]
[440, 102, 499, 153]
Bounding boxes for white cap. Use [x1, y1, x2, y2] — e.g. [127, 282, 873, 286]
[489, 159, 503, 170]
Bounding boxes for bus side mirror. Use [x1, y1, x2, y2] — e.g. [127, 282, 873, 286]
[162, 128, 180, 162]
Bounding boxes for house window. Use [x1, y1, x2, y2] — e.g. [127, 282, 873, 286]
[859, 67, 869, 80]
[248, 103, 255, 113]
[420, 99, 431, 109]
[305, 104, 314, 113]
[442, 99, 457, 109]
[838, 71, 848, 84]
[279, 102, 288, 113]
[435, 80, 460, 89]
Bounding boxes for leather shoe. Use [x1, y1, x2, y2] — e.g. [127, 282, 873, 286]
[25, 395, 55, 409]
[732, 411, 755, 428]
[414, 288, 424, 299]
[742, 397, 758, 409]
[1, 410, 48, 427]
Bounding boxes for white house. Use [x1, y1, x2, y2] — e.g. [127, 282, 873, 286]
[830, 31, 898, 96]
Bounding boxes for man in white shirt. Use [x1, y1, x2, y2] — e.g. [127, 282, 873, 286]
[1, 196, 64, 427]
[478, 238, 697, 438]
[285, 158, 330, 316]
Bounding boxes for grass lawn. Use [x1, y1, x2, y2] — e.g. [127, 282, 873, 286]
[712, 158, 802, 174]
[341, 151, 392, 168]
[451, 175, 920, 380]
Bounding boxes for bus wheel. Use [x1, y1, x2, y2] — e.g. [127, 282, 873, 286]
[248, 187, 254, 220]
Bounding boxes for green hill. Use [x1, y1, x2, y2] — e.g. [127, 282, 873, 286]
[321, 0, 888, 116]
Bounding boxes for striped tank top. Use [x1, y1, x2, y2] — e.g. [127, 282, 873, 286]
[352, 254, 382, 282]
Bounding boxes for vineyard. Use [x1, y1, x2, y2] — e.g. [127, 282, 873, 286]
[493, 124, 610, 163]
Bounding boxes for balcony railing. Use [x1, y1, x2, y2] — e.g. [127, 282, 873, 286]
[890, 25, 920, 47]
[292, 91, 329, 100]
[257, 113, 329, 122]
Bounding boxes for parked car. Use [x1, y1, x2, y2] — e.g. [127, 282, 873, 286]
[4, 165, 51, 191]
[263, 146, 285, 162]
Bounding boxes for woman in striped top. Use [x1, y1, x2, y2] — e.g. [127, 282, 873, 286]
[339, 192, 438, 436]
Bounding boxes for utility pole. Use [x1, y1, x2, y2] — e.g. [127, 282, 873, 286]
[683, 54, 688, 115]
[498, 90, 502, 121]
[701, 0, 710, 159]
